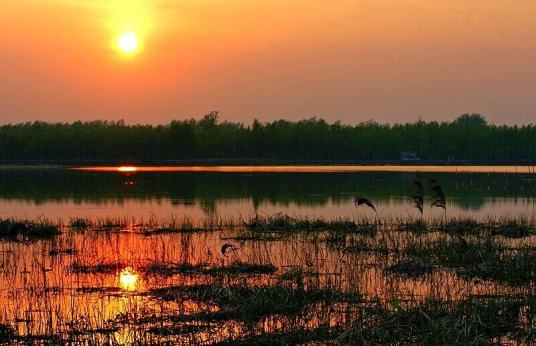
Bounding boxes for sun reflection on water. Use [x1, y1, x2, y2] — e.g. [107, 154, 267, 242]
[72, 165, 536, 174]
[119, 267, 141, 291]
[117, 166, 138, 173]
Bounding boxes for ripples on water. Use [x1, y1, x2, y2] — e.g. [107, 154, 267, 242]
[0, 166, 535, 343]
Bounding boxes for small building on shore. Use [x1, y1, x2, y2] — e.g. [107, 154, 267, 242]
[400, 151, 420, 161]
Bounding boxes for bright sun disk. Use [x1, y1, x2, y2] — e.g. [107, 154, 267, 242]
[118, 166, 138, 172]
[117, 32, 139, 53]
[119, 267, 140, 291]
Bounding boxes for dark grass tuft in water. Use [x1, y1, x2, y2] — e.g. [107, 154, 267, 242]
[0, 218, 59, 241]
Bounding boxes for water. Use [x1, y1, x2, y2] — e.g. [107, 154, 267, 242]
[0, 166, 535, 343]
[0, 166, 534, 220]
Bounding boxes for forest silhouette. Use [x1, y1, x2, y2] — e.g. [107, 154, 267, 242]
[0, 113, 534, 162]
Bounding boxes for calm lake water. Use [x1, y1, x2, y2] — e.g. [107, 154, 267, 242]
[1, 166, 535, 343]
[0, 166, 535, 220]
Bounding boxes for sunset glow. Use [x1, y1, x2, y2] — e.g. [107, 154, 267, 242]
[117, 32, 139, 53]
[3, 1, 536, 124]
[2, 1, 536, 343]
[119, 267, 140, 291]
[117, 166, 138, 172]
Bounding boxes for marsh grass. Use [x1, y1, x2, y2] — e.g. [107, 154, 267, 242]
[126, 283, 536, 344]
[3, 214, 533, 241]
[92, 216, 130, 230]
[357, 296, 536, 344]
[385, 258, 433, 278]
[68, 217, 91, 230]
[193, 294, 535, 344]
[4, 292, 535, 345]
[146, 283, 361, 323]
[141, 261, 277, 277]
[3, 213, 536, 344]
[76, 286, 123, 294]
[213, 325, 343, 345]
[409, 176, 424, 217]
[48, 248, 76, 256]
[492, 218, 535, 238]
[399, 218, 429, 233]
[0, 324, 15, 343]
[142, 215, 232, 235]
[0, 218, 59, 241]
[69, 260, 125, 274]
[406, 236, 536, 285]
[69, 258, 276, 280]
[435, 217, 482, 235]
[244, 213, 365, 233]
[240, 214, 377, 243]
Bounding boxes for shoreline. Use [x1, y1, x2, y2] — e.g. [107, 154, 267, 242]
[0, 158, 535, 167]
[0, 162, 534, 174]
[71, 165, 536, 174]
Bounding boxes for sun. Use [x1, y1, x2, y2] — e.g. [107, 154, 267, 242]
[118, 166, 138, 173]
[117, 32, 139, 53]
[119, 267, 141, 291]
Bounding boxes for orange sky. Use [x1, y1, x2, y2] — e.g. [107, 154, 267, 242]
[1, 0, 536, 125]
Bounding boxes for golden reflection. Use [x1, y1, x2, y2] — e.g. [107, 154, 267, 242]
[1, 226, 532, 343]
[117, 166, 138, 173]
[72, 165, 535, 174]
[119, 267, 141, 291]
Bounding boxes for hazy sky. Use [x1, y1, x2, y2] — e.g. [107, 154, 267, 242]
[1, 0, 535, 125]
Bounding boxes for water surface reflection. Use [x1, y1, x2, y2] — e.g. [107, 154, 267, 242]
[0, 167, 535, 342]
[0, 167, 534, 219]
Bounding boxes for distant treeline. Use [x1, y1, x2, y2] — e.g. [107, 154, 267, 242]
[0, 112, 535, 162]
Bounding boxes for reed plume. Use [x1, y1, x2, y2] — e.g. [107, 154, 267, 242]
[409, 175, 424, 217]
[430, 180, 447, 219]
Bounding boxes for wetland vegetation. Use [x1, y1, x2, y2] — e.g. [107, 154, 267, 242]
[0, 167, 535, 344]
[5, 0, 536, 343]
[1, 212, 536, 344]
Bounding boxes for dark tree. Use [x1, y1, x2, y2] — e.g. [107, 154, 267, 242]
[0, 113, 534, 163]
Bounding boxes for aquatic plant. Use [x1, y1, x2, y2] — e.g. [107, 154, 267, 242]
[409, 175, 424, 217]
[69, 260, 125, 274]
[68, 217, 91, 230]
[0, 324, 16, 343]
[140, 260, 276, 277]
[0, 218, 59, 241]
[399, 218, 428, 233]
[436, 217, 481, 235]
[2, 212, 536, 344]
[407, 237, 536, 285]
[492, 218, 534, 238]
[385, 258, 433, 278]
[429, 179, 447, 219]
[243, 213, 373, 236]
[49, 248, 76, 256]
[147, 283, 360, 322]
